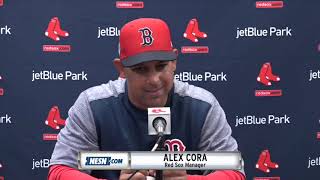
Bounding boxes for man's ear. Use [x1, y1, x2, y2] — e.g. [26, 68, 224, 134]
[171, 60, 177, 72]
[172, 49, 178, 72]
[113, 58, 125, 78]
[173, 48, 179, 56]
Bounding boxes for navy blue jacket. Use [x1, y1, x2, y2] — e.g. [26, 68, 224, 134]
[50, 79, 240, 179]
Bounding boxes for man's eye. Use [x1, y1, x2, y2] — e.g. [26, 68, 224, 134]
[132, 67, 146, 73]
[156, 64, 167, 71]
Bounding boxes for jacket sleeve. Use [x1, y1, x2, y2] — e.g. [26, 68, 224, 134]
[197, 97, 246, 178]
[187, 170, 245, 180]
[49, 91, 99, 175]
[48, 165, 107, 180]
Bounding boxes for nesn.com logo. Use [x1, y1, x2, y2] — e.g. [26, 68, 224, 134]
[85, 157, 123, 166]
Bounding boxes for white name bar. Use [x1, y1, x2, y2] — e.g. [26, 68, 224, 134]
[78, 151, 242, 170]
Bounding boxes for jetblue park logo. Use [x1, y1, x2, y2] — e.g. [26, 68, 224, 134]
[174, 72, 227, 82]
[85, 157, 123, 166]
[236, 27, 292, 39]
[235, 114, 291, 127]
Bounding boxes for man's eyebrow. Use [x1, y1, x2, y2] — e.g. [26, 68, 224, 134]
[130, 64, 143, 68]
[158, 61, 169, 64]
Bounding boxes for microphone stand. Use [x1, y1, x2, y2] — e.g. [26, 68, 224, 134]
[155, 134, 165, 180]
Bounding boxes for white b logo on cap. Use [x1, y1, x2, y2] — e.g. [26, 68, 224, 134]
[139, 27, 154, 46]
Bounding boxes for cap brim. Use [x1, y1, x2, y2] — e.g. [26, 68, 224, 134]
[121, 51, 177, 67]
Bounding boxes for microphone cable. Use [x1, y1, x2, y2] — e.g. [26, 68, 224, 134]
[127, 133, 164, 180]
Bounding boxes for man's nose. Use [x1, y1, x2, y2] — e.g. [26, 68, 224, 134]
[146, 71, 161, 85]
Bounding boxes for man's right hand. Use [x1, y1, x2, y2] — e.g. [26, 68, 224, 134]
[119, 170, 149, 180]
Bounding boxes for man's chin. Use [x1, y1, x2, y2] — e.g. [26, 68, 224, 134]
[143, 98, 166, 108]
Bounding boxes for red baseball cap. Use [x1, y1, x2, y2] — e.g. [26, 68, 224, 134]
[119, 18, 177, 67]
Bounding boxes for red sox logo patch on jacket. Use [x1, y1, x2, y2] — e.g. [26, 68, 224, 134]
[139, 27, 154, 46]
[164, 139, 186, 151]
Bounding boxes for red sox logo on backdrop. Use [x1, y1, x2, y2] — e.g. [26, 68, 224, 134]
[139, 27, 154, 46]
[45, 106, 66, 130]
[43, 106, 66, 141]
[45, 17, 69, 42]
[255, 62, 282, 97]
[164, 139, 186, 151]
[43, 17, 71, 52]
[183, 18, 207, 43]
[256, 149, 279, 173]
[257, 62, 280, 86]
[254, 149, 280, 180]
[181, 18, 209, 54]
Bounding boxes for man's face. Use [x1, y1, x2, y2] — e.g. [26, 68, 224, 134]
[123, 60, 176, 110]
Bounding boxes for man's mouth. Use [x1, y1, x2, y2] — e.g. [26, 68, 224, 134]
[145, 88, 163, 96]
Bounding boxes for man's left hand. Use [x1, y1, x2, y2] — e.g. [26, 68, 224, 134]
[163, 170, 187, 180]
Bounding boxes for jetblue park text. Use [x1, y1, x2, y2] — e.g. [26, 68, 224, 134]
[174, 72, 227, 82]
[32, 70, 88, 81]
[235, 115, 291, 127]
[236, 27, 292, 38]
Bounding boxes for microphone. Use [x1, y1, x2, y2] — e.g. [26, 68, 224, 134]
[147, 107, 171, 180]
[152, 117, 166, 135]
[148, 107, 171, 136]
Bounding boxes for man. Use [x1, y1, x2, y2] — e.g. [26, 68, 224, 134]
[48, 18, 246, 180]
